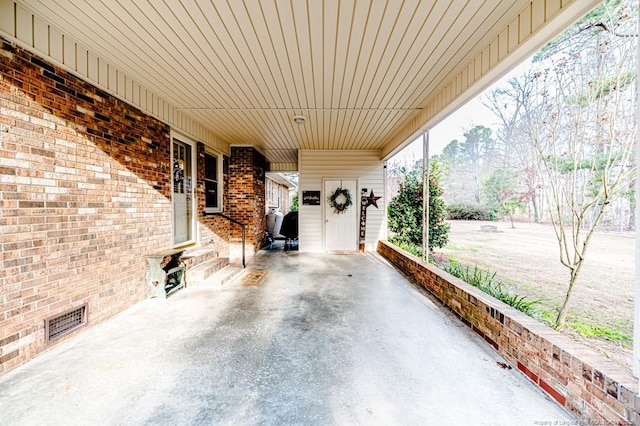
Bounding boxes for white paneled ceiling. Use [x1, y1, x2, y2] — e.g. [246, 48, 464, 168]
[16, 0, 553, 166]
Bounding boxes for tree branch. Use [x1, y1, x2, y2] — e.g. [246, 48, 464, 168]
[581, 21, 638, 38]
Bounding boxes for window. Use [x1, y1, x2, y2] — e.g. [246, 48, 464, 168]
[204, 151, 222, 212]
[267, 178, 280, 208]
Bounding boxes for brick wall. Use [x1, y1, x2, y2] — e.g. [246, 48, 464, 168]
[378, 240, 639, 425]
[277, 186, 290, 215]
[266, 177, 291, 215]
[229, 147, 267, 252]
[0, 38, 230, 376]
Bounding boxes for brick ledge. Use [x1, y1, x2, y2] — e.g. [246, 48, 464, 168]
[377, 240, 639, 426]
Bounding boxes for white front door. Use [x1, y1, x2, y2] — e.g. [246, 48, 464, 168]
[324, 179, 358, 252]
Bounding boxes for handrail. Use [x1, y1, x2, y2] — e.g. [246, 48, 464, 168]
[204, 212, 246, 268]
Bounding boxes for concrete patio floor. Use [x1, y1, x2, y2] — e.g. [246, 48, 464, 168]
[0, 247, 572, 425]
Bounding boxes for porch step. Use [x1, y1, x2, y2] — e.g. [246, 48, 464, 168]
[181, 248, 220, 269]
[213, 264, 244, 285]
[187, 257, 230, 283]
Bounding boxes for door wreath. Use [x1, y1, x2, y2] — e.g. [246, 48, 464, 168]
[328, 187, 353, 214]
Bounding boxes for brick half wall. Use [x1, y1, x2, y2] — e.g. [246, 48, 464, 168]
[377, 240, 640, 425]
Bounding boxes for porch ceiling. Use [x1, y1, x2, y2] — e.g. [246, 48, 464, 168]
[15, 1, 572, 166]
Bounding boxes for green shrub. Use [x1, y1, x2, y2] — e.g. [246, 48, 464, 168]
[442, 260, 539, 315]
[387, 161, 450, 251]
[388, 237, 422, 257]
[446, 203, 497, 221]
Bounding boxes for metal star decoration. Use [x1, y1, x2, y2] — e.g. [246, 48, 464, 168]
[364, 190, 382, 208]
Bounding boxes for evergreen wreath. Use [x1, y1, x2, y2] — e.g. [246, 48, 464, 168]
[328, 187, 353, 214]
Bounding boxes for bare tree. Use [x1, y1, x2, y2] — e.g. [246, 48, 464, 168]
[485, 76, 545, 222]
[437, 139, 475, 204]
[436, 126, 497, 205]
[461, 125, 497, 203]
[522, 0, 637, 328]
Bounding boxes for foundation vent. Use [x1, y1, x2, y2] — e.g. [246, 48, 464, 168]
[46, 304, 87, 341]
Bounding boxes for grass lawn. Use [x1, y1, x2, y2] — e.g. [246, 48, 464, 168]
[432, 220, 635, 371]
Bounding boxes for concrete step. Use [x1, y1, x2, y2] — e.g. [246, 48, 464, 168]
[182, 248, 220, 269]
[191, 263, 243, 286]
[214, 265, 244, 286]
[187, 257, 229, 283]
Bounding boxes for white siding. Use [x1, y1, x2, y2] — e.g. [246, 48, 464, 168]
[0, 2, 229, 156]
[299, 150, 385, 252]
[382, 0, 599, 159]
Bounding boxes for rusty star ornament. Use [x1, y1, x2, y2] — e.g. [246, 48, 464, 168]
[364, 190, 382, 208]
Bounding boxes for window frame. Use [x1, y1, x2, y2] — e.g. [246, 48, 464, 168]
[204, 150, 223, 214]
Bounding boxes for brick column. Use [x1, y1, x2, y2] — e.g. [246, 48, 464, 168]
[228, 147, 267, 253]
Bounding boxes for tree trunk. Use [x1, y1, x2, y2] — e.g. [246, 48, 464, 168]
[556, 267, 580, 329]
[531, 196, 540, 223]
[556, 280, 574, 329]
[628, 181, 635, 229]
[473, 170, 481, 203]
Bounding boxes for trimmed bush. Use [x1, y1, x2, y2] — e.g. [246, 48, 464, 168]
[446, 203, 497, 221]
[387, 161, 450, 253]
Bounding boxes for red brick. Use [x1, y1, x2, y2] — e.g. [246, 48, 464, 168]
[0, 332, 19, 347]
[517, 361, 539, 383]
[0, 349, 19, 364]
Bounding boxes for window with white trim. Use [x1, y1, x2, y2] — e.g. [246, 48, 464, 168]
[204, 151, 223, 212]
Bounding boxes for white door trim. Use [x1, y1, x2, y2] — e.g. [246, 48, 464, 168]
[171, 131, 197, 247]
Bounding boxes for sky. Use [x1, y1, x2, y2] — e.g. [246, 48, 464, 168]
[389, 57, 534, 168]
[388, 96, 501, 167]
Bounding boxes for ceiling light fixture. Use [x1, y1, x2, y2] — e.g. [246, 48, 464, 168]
[292, 114, 306, 125]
